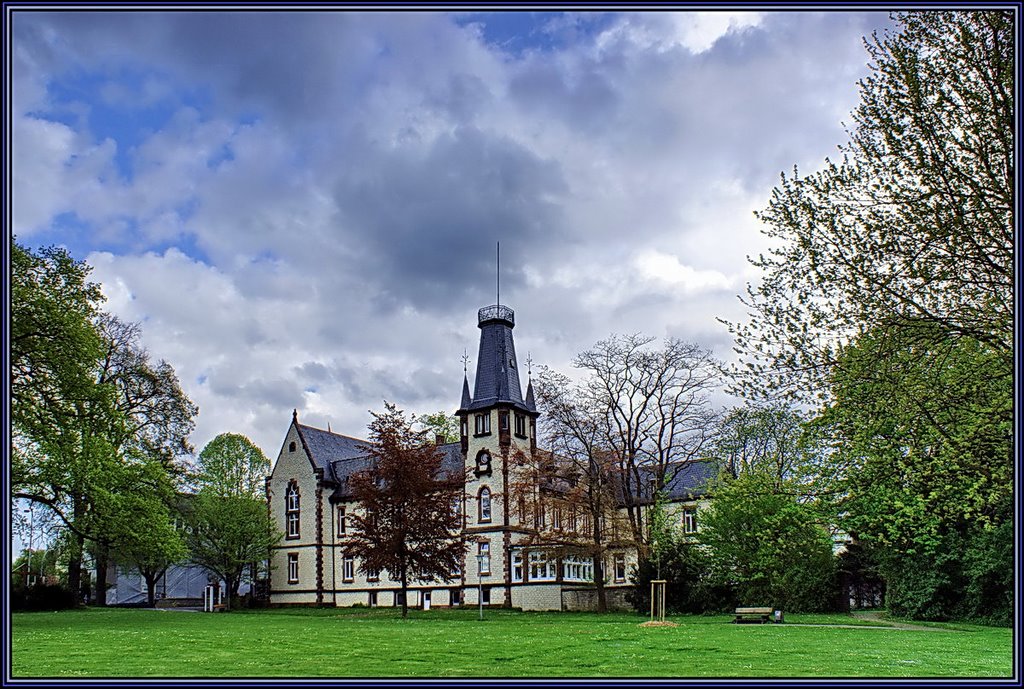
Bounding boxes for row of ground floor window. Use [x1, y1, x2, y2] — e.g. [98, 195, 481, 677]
[282, 550, 631, 587]
[270, 582, 634, 611]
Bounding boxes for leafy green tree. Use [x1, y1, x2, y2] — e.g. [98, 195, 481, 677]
[415, 411, 460, 444]
[722, 11, 1013, 621]
[699, 472, 836, 613]
[629, 487, 734, 616]
[727, 11, 1013, 402]
[821, 325, 1011, 622]
[187, 433, 281, 610]
[12, 241, 198, 605]
[102, 462, 189, 607]
[343, 404, 465, 618]
[10, 240, 105, 454]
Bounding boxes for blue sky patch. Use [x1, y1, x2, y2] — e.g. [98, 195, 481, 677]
[455, 11, 618, 55]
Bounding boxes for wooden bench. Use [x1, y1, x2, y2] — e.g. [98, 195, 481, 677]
[734, 607, 774, 624]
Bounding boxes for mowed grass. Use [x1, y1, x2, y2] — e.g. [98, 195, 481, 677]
[11, 607, 1012, 679]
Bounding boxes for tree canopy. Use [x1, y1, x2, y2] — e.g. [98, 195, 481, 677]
[187, 433, 280, 609]
[724, 11, 1013, 622]
[11, 240, 197, 605]
[343, 403, 465, 618]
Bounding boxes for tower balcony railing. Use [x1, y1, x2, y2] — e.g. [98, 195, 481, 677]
[478, 304, 515, 326]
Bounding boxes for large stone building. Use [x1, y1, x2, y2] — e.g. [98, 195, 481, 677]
[265, 303, 715, 610]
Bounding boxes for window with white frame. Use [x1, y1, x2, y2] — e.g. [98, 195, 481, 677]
[478, 487, 492, 523]
[287, 553, 299, 584]
[285, 482, 300, 539]
[683, 507, 698, 534]
[366, 566, 379, 582]
[562, 555, 593, 582]
[337, 505, 347, 537]
[552, 507, 562, 531]
[511, 551, 524, 582]
[343, 555, 354, 582]
[528, 551, 557, 581]
[474, 413, 491, 435]
[451, 496, 462, 520]
[613, 553, 626, 582]
[368, 591, 378, 607]
[477, 542, 491, 575]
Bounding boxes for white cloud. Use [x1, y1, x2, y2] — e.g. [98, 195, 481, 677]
[634, 250, 732, 292]
[596, 11, 764, 55]
[13, 11, 893, 458]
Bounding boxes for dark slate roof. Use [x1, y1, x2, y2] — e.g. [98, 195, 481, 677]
[296, 423, 370, 473]
[460, 375, 473, 409]
[636, 461, 720, 501]
[465, 305, 531, 413]
[329, 441, 465, 502]
[524, 380, 536, 413]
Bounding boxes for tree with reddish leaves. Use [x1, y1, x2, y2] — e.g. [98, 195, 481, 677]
[345, 403, 466, 617]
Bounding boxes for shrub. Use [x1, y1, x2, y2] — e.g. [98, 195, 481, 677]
[11, 584, 78, 611]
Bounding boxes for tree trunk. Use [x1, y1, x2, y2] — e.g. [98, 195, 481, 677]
[224, 575, 236, 611]
[593, 555, 608, 613]
[144, 573, 158, 607]
[400, 565, 409, 618]
[68, 529, 85, 607]
[94, 544, 109, 607]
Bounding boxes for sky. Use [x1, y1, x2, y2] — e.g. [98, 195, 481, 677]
[10, 8, 895, 465]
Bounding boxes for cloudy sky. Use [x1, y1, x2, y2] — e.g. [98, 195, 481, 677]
[11, 9, 893, 461]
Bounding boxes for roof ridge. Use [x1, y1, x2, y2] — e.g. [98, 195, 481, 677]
[296, 423, 368, 444]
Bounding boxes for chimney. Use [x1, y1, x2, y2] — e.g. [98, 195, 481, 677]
[435, 433, 445, 446]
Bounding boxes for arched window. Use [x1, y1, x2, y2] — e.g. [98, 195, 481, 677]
[478, 486, 492, 523]
[289, 441, 296, 452]
[285, 482, 300, 539]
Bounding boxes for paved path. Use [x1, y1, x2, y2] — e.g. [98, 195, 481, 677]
[844, 611, 949, 632]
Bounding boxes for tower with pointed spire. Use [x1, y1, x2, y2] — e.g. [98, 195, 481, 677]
[456, 303, 539, 607]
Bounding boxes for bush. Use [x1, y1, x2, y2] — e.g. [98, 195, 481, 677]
[876, 519, 1012, 625]
[11, 584, 78, 611]
[628, 544, 736, 615]
[698, 473, 839, 613]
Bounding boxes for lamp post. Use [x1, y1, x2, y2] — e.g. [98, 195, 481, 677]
[24, 506, 34, 587]
[475, 553, 486, 621]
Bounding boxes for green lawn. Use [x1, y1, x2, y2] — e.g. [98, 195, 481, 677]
[10, 607, 1012, 678]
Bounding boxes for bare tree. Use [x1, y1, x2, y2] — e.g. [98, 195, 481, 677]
[574, 335, 721, 544]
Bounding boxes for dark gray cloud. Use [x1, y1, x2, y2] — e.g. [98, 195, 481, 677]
[333, 125, 568, 313]
[12, 10, 895, 455]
